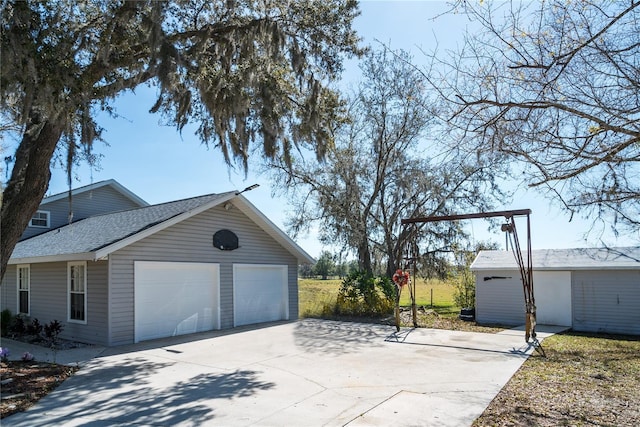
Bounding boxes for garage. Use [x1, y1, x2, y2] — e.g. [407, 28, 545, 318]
[134, 261, 220, 342]
[233, 264, 288, 327]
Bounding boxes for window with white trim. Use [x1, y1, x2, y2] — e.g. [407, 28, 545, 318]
[29, 210, 50, 228]
[68, 262, 87, 323]
[17, 265, 30, 315]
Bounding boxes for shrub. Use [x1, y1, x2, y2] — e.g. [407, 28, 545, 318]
[1, 309, 12, 336]
[43, 320, 64, 346]
[452, 268, 475, 309]
[26, 318, 43, 336]
[334, 271, 395, 317]
[10, 315, 27, 335]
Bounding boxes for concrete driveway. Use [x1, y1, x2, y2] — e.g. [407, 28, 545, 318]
[3, 319, 561, 426]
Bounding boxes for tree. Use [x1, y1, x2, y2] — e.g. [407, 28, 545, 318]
[425, 0, 640, 236]
[313, 250, 336, 280]
[271, 48, 507, 277]
[0, 0, 362, 280]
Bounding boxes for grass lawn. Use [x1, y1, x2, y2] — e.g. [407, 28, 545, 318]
[299, 276, 457, 317]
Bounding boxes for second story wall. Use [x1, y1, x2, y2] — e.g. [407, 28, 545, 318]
[21, 183, 146, 241]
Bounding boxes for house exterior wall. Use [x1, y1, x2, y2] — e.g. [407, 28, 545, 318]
[108, 205, 298, 346]
[1, 265, 17, 314]
[572, 270, 640, 335]
[0, 261, 109, 345]
[475, 269, 524, 326]
[21, 185, 144, 240]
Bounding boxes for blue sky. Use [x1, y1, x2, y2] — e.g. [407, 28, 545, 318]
[15, 1, 639, 258]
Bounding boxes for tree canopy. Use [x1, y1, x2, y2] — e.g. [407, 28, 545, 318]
[0, 0, 362, 279]
[426, 0, 640, 236]
[271, 48, 507, 276]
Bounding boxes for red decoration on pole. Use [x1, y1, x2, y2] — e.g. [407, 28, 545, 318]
[392, 269, 410, 288]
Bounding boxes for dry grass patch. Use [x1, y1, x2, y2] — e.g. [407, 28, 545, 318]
[475, 332, 640, 426]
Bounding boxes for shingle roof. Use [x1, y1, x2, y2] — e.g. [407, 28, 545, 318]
[12, 193, 229, 259]
[471, 247, 640, 271]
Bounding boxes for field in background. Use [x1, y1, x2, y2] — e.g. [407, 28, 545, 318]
[299, 277, 457, 317]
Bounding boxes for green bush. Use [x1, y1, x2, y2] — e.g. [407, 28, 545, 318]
[1, 309, 12, 336]
[452, 268, 475, 309]
[333, 271, 395, 317]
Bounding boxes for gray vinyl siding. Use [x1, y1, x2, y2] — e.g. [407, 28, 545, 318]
[21, 186, 144, 240]
[109, 205, 298, 346]
[1, 265, 17, 314]
[572, 270, 640, 335]
[475, 270, 525, 326]
[0, 261, 109, 345]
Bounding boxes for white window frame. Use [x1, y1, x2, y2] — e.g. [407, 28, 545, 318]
[16, 264, 30, 315]
[67, 261, 87, 324]
[29, 210, 50, 228]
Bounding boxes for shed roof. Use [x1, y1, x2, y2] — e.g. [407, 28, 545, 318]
[471, 247, 640, 271]
[10, 192, 314, 264]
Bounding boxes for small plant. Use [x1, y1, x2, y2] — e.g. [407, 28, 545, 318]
[10, 315, 27, 335]
[43, 320, 64, 347]
[452, 268, 475, 310]
[1, 309, 12, 336]
[26, 318, 43, 336]
[21, 352, 35, 361]
[0, 347, 9, 362]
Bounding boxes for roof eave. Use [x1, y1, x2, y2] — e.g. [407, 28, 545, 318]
[8, 252, 95, 265]
[232, 195, 315, 264]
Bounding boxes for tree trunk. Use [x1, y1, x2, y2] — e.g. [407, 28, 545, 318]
[1, 113, 64, 280]
[357, 241, 373, 275]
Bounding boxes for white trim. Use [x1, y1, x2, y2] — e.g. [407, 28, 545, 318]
[67, 261, 88, 324]
[16, 264, 30, 315]
[232, 196, 315, 264]
[9, 253, 94, 265]
[28, 210, 50, 228]
[42, 179, 148, 207]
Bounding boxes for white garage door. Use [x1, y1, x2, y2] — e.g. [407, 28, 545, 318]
[134, 261, 219, 343]
[233, 264, 288, 327]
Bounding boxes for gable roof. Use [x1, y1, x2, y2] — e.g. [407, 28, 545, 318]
[471, 247, 640, 271]
[42, 179, 148, 207]
[10, 192, 314, 264]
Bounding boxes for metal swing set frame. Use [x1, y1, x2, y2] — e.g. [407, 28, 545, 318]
[401, 209, 539, 345]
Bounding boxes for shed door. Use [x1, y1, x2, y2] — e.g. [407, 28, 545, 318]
[134, 261, 219, 343]
[233, 264, 288, 327]
[533, 271, 572, 326]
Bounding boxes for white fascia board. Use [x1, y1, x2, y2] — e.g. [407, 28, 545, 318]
[232, 195, 316, 264]
[8, 252, 95, 265]
[92, 193, 236, 260]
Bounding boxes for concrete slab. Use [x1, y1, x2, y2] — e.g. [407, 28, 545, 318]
[2, 320, 558, 426]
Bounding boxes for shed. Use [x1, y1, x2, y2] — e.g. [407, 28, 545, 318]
[471, 247, 640, 335]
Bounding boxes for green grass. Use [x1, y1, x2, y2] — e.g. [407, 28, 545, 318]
[299, 276, 458, 317]
[298, 278, 342, 317]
